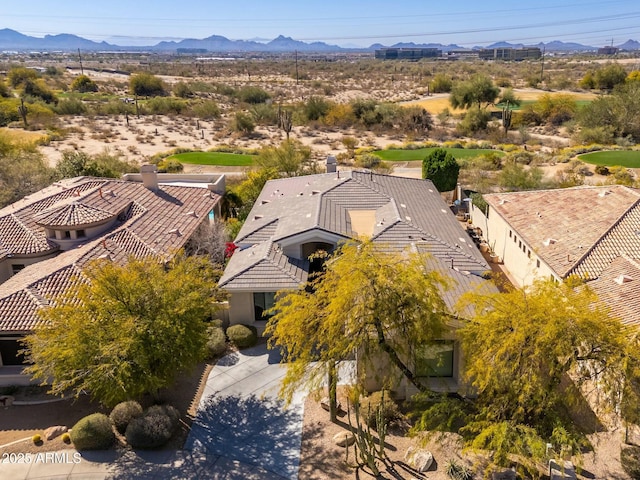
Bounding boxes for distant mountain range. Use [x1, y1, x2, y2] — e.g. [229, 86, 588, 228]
[0, 28, 638, 53]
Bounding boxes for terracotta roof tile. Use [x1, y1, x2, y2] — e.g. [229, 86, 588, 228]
[35, 202, 114, 227]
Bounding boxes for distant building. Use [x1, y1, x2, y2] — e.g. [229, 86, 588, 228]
[375, 47, 442, 60]
[478, 47, 542, 61]
[598, 46, 619, 55]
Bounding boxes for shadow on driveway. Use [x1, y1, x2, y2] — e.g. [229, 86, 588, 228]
[186, 394, 302, 479]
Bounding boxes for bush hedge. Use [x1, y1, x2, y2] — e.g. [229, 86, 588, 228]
[71, 413, 115, 450]
[110, 400, 143, 434]
[359, 390, 401, 427]
[226, 324, 258, 348]
[207, 325, 227, 358]
[125, 405, 180, 449]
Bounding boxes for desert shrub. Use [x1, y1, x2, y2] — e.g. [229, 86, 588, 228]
[231, 112, 255, 135]
[125, 405, 179, 449]
[577, 126, 616, 145]
[250, 103, 277, 124]
[445, 459, 474, 480]
[55, 98, 86, 115]
[145, 97, 187, 115]
[0, 98, 20, 126]
[355, 153, 381, 169]
[457, 107, 491, 134]
[130, 72, 166, 97]
[207, 325, 227, 358]
[430, 74, 453, 93]
[304, 96, 330, 121]
[190, 100, 220, 119]
[226, 324, 258, 348]
[61, 432, 71, 443]
[621, 445, 640, 479]
[359, 390, 401, 426]
[157, 158, 183, 173]
[506, 151, 534, 165]
[110, 400, 143, 434]
[173, 81, 193, 98]
[237, 86, 270, 104]
[23, 79, 57, 104]
[71, 74, 98, 93]
[71, 413, 115, 451]
[595, 165, 610, 175]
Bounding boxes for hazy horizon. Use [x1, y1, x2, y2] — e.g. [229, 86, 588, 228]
[3, 0, 639, 49]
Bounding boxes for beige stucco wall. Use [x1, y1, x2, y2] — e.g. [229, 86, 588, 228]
[227, 291, 272, 335]
[472, 203, 559, 287]
[0, 251, 60, 285]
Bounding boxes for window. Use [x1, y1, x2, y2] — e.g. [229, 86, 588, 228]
[11, 264, 25, 275]
[64, 230, 71, 239]
[509, 230, 512, 238]
[76, 229, 86, 238]
[514, 235, 517, 243]
[527, 249, 531, 258]
[537, 259, 541, 268]
[415, 341, 454, 378]
[253, 292, 276, 321]
[519, 241, 522, 249]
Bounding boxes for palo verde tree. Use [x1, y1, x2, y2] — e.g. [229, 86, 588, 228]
[129, 72, 166, 97]
[70, 74, 98, 93]
[422, 148, 460, 192]
[23, 254, 224, 407]
[449, 74, 499, 110]
[255, 139, 315, 178]
[265, 240, 451, 420]
[453, 278, 639, 474]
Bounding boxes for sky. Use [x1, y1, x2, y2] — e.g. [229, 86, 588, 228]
[3, 0, 640, 48]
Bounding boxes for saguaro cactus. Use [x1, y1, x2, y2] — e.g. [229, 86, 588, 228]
[18, 98, 28, 127]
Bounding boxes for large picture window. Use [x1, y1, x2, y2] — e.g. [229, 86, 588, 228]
[415, 340, 454, 378]
[253, 292, 276, 321]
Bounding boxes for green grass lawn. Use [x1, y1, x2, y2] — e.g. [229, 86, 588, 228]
[494, 99, 592, 111]
[373, 147, 503, 162]
[167, 151, 256, 166]
[578, 150, 640, 168]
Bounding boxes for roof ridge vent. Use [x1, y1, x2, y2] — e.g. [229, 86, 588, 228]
[168, 228, 182, 236]
[598, 190, 612, 197]
[499, 198, 508, 205]
[543, 238, 558, 246]
[253, 215, 264, 220]
[310, 190, 321, 195]
[184, 210, 198, 217]
[614, 274, 633, 285]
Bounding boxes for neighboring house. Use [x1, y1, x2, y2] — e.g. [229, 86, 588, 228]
[219, 171, 498, 397]
[0, 166, 224, 375]
[471, 185, 640, 327]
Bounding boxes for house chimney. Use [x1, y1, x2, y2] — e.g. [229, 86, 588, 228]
[140, 164, 158, 191]
[326, 155, 337, 173]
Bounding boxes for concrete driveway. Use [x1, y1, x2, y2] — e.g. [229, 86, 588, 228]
[3, 342, 305, 480]
[184, 342, 305, 480]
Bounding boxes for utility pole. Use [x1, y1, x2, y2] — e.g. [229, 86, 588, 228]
[539, 46, 545, 85]
[78, 48, 84, 76]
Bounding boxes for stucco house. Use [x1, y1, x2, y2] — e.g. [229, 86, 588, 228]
[0, 166, 224, 377]
[219, 171, 498, 397]
[471, 185, 640, 327]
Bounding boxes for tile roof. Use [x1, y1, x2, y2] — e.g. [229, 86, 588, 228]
[219, 241, 309, 290]
[589, 256, 640, 327]
[486, 185, 640, 326]
[35, 202, 115, 227]
[0, 177, 221, 333]
[484, 185, 640, 278]
[223, 171, 496, 308]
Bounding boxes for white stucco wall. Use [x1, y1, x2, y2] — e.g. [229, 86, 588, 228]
[471, 203, 559, 287]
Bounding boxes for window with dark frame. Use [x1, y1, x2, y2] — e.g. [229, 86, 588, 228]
[253, 292, 276, 321]
[415, 340, 455, 378]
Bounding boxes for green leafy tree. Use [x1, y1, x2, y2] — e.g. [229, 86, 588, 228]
[449, 74, 499, 110]
[265, 241, 450, 418]
[456, 278, 637, 472]
[23, 254, 224, 407]
[422, 148, 460, 192]
[578, 81, 640, 141]
[0, 80, 9, 98]
[457, 106, 492, 134]
[129, 72, 166, 97]
[70, 74, 98, 93]
[22, 79, 56, 104]
[594, 63, 627, 91]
